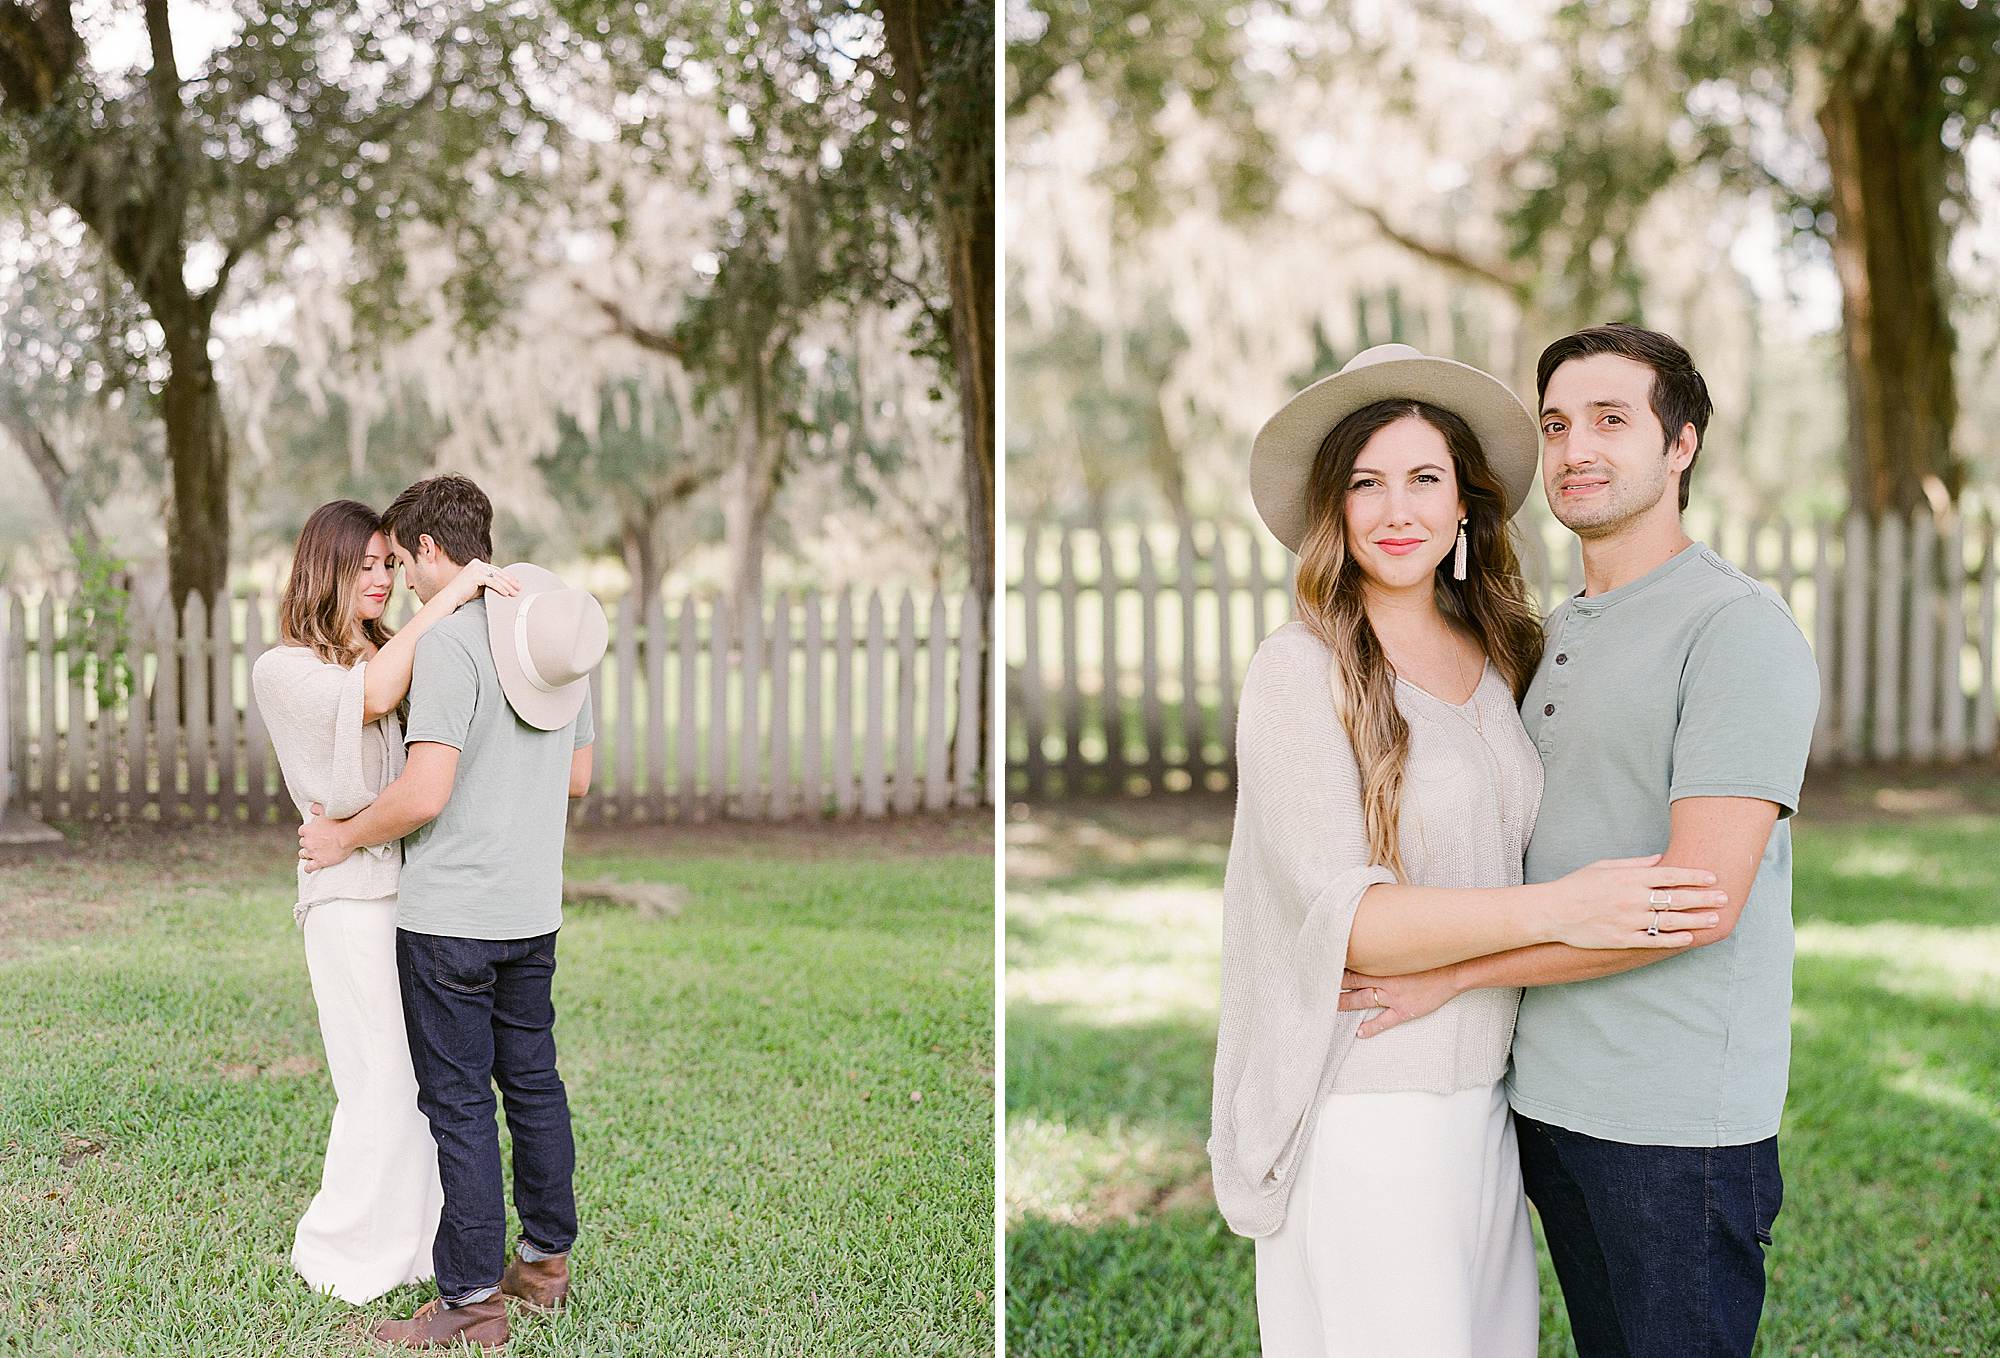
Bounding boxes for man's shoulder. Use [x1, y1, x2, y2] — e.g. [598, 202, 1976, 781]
[1683, 549, 1805, 641]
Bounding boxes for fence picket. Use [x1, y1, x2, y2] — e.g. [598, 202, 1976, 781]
[1177, 522, 1200, 784]
[581, 660, 605, 827]
[1097, 519, 1122, 792]
[212, 593, 237, 820]
[153, 602, 179, 824]
[244, 594, 272, 824]
[954, 590, 983, 809]
[1809, 522, 1835, 764]
[1057, 526, 1081, 787]
[1214, 531, 1237, 769]
[738, 595, 763, 820]
[184, 594, 211, 822]
[36, 594, 55, 820]
[1941, 514, 1967, 761]
[4, 592, 23, 816]
[707, 598, 732, 822]
[614, 592, 638, 823]
[93, 602, 115, 820]
[677, 597, 698, 822]
[1977, 510, 1998, 757]
[925, 592, 950, 813]
[65, 599, 87, 821]
[770, 594, 794, 821]
[862, 590, 887, 818]
[833, 592, 855, 816]
[802, 591, 824, 816]
[1839, 515, 1869, 763]
[1908, 509, 1937, 760]
[646, 591, 668, 821]
[1019, 524, 1045, 800]
[895, 591, 919, 814]
[1137, 532, 1163, 789]
[1872, 515, 1905, 762]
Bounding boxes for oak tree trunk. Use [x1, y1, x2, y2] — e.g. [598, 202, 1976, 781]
[159, 315, 232, 608]
[1818, 73, 1961, 517]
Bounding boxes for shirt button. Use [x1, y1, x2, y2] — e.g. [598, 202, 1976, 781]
[1555, 654, 1567, 665]
[1543, 704, 1555, 716]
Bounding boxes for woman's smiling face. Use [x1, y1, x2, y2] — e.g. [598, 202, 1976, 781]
[354, 531, 395, 623]
[1341, 415, 1466, 593]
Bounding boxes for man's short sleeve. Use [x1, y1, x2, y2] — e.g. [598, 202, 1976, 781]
[573, 684, 595, 749]
[404, 632, 480, 751]
[1670, 593, 1820, 818]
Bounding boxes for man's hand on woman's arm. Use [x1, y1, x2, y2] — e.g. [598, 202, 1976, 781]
[299, 742, 462, 871]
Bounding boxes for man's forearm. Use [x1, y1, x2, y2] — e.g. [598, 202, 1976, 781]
[331, 775, 440, 851]
[1453, 941, 1666, 993]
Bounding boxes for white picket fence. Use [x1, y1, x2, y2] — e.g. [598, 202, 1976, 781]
[2, 587, 992, 825]
[1007, 508, 2000, 798]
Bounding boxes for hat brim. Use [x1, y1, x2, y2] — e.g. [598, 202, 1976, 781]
[485, 561, 592, 732]
[1250, 355, 1540, 553]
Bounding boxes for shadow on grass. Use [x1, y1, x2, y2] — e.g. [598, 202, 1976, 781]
[1007, 1002, 1213, 1136]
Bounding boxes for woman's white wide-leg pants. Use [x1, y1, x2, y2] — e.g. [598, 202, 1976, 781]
[291, 896, 444, 1304]
[1254, 1082, 1538, 1358]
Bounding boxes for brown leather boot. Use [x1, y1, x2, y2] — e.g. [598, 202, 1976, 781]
[500, 1251, 570, 1314]
[372, 1296, 509, 1351]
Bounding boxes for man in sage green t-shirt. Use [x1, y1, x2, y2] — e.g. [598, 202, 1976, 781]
[1345, 326, 1818, 1358]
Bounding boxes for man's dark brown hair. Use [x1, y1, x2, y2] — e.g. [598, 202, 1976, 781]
[381, 474, 494, 565]
[1536, 323, 1713, 512]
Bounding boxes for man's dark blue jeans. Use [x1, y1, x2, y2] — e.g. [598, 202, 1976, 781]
[396, 928, 578, 1303]
[1516, 1114, 1781, 1358]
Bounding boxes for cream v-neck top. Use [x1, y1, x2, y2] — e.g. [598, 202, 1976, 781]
[250, 645, 405, 923]
[1208, 621, 1543, 1237]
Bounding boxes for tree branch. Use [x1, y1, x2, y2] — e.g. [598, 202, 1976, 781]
[205, 84, 442, 310]
[1330, 187, 1532, 298]
[142, 0, 180, 130]
[0, 386, 101, 551]
[882, 261, 950, 337]
[583, 287, 688, 358]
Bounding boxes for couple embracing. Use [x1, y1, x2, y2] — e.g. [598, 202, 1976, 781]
[251, 474, 608, 1351]
[1210, 324, 1820, 1357]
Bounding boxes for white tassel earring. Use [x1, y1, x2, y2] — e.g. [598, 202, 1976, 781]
[1453, 518, 1468, 581]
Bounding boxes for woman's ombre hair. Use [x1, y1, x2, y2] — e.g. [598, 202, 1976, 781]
[1292, 399, 1544, 879]
[279, 500, 395, 667]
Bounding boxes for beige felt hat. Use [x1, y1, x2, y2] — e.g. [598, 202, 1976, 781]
[485, 563, 608, 731]
[1249, 343, 1540, 552]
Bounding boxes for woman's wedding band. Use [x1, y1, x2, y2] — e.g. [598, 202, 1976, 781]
[1372, 987, 1384, 1008]
[1647, 910, 1661, 937]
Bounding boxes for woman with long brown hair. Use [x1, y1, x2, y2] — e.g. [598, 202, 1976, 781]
[250, 499, 517, 1304]
[1207, 347, 1727, 1356]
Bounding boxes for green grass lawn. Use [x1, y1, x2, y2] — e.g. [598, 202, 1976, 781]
[1004, 771, 2000, 1357]
[0, 817, 995, 1357]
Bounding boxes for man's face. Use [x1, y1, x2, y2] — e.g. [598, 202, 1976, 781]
[1538, 353, 1685, 538]
[387, 529, 440, 603]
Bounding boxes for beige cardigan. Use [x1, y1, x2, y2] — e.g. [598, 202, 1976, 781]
[1207, 623, 1542, 1237]
[250, 645, 405, 922]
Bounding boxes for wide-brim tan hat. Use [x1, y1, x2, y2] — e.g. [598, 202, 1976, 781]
[485, 563, 609, 731]
[1250, 343, 1539, 553]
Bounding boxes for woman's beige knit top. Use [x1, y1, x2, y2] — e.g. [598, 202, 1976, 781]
[250, 646, 405, 923]
[1208, 622, 1543, 1237]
